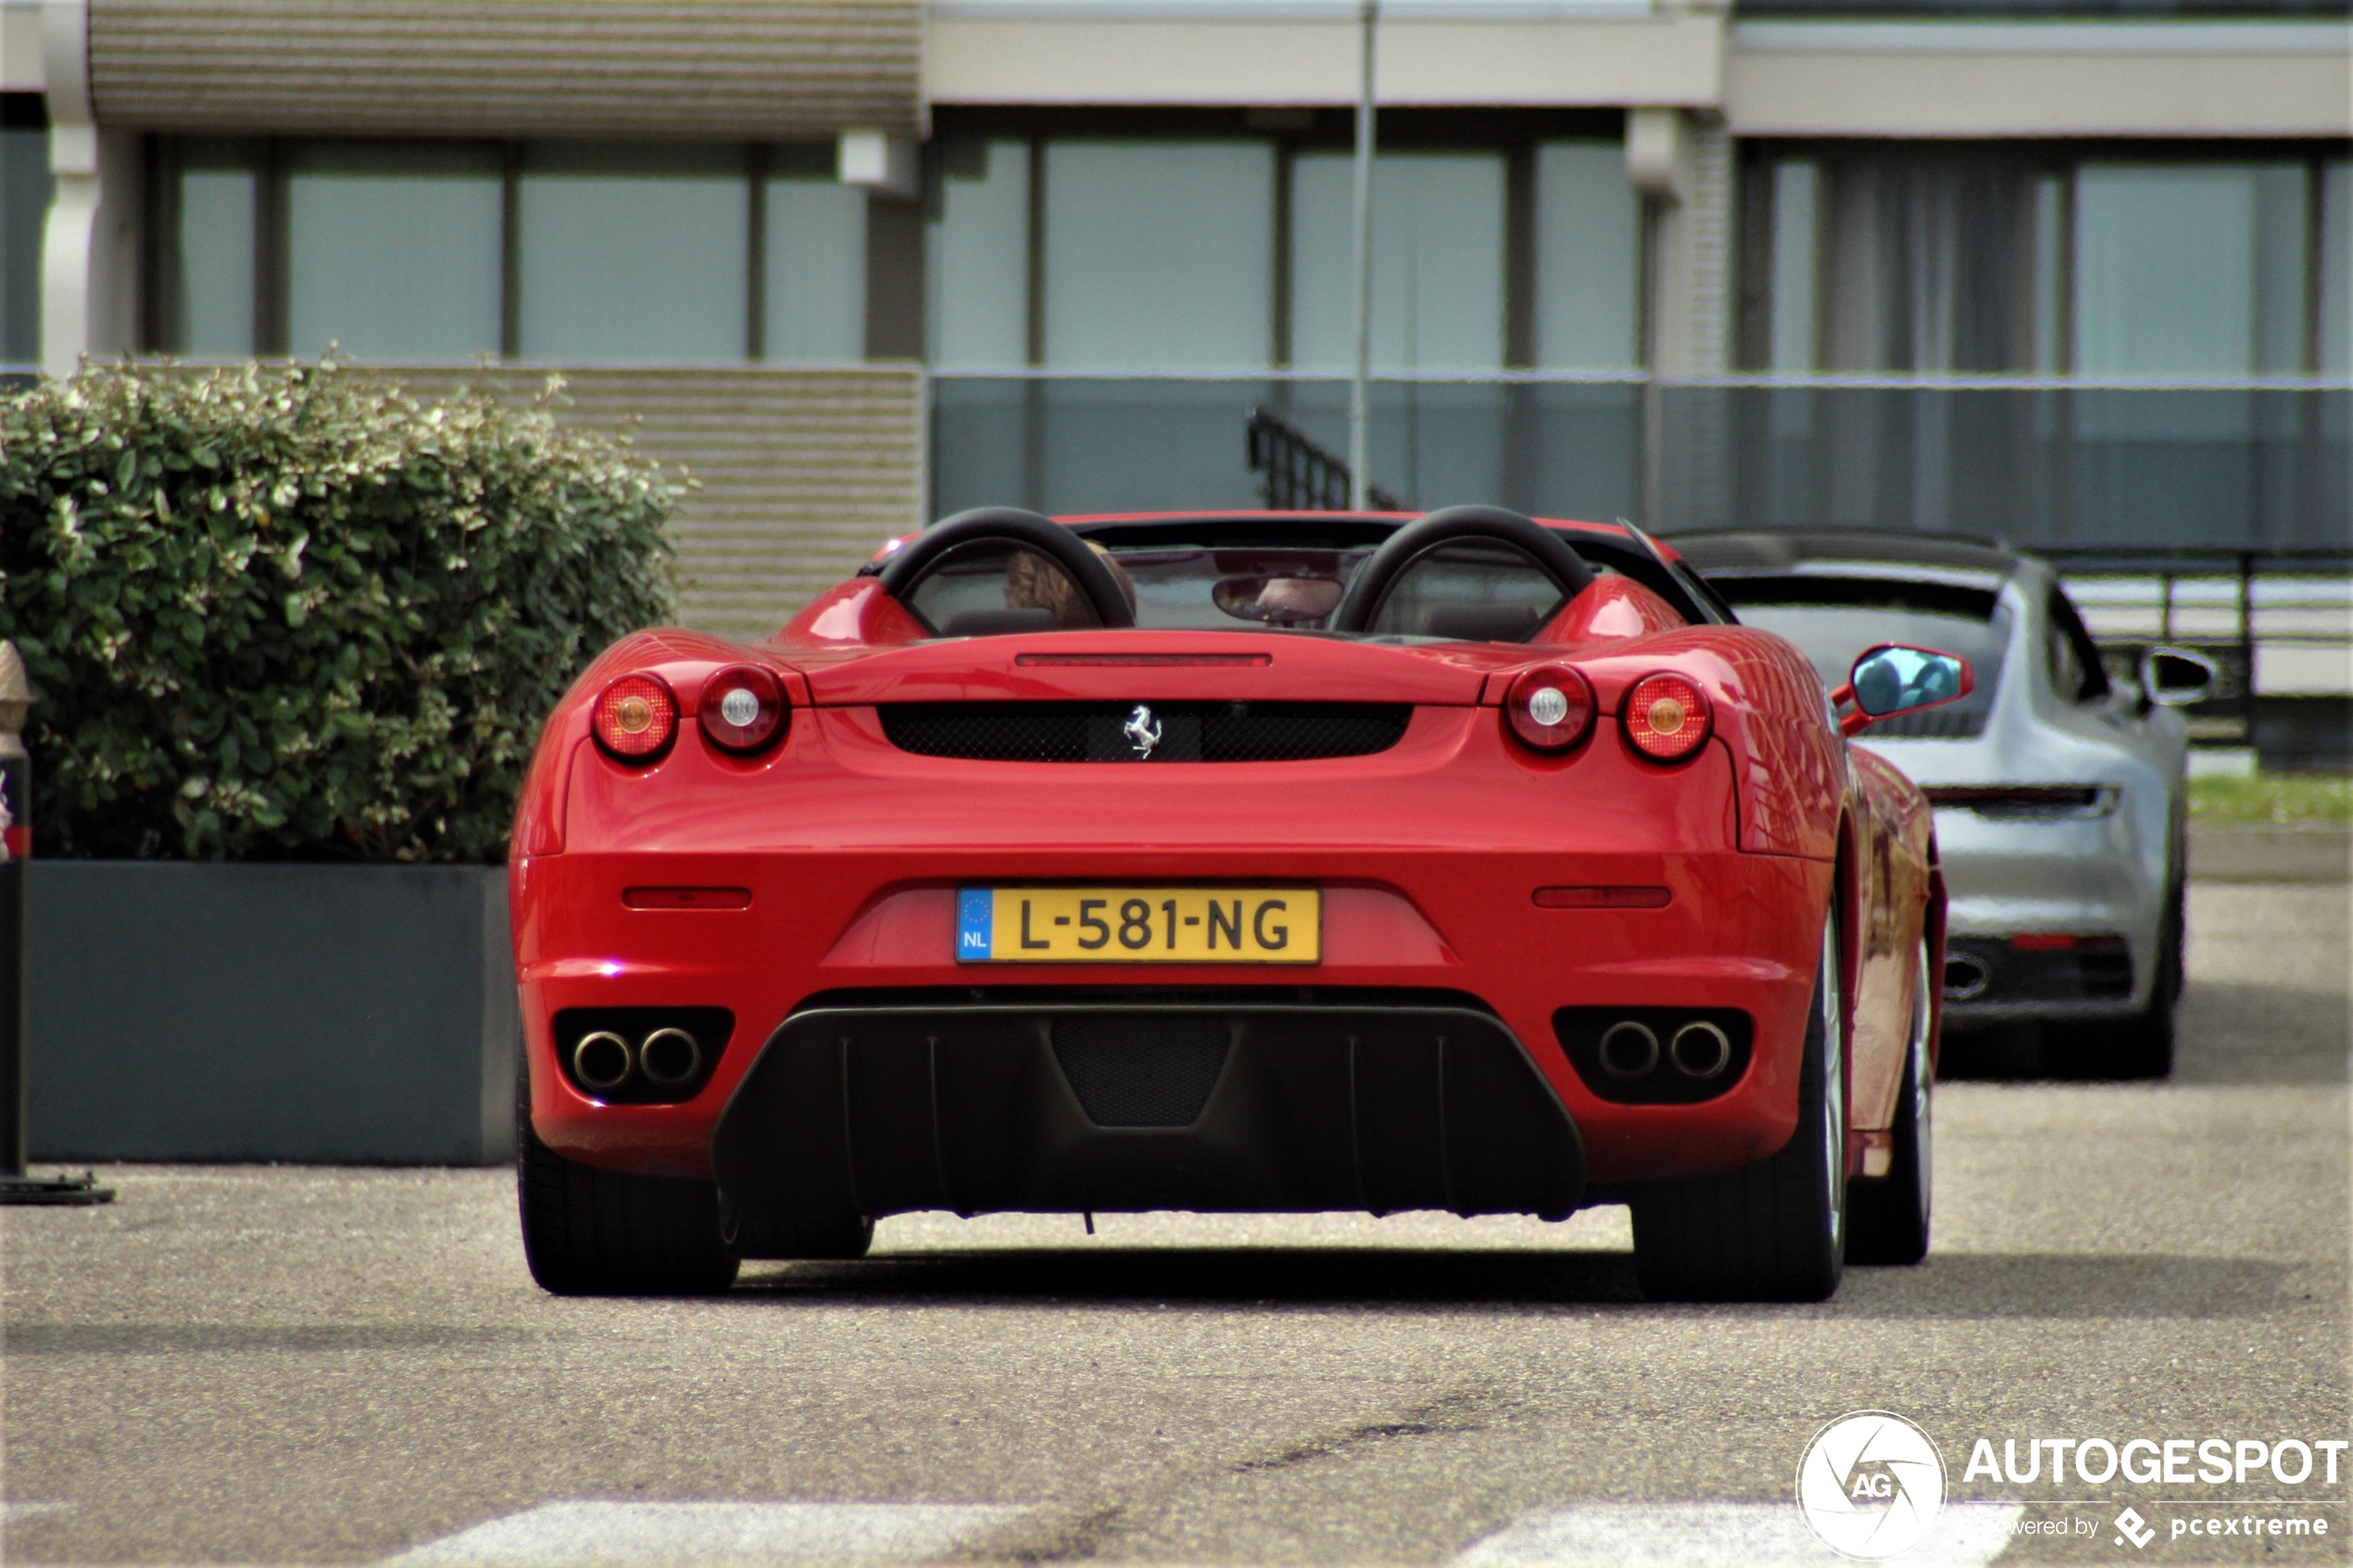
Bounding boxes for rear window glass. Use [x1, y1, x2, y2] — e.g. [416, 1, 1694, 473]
[900, 532, 1631, 640]
[1106, 543, 1578, 638]
[903, 541, 1112, 635]
[1108, 546, 1370, 632]
[1365, 542, 1569, 642]
[1710, 575, 2010, 734]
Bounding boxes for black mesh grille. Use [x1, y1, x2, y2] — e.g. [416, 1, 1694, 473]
[1051, 1015, 1232, 1127]
[880, 702, 1412, 762]
[885, 704, 1089, 761]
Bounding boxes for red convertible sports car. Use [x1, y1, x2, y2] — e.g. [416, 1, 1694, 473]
[510, 507, 1969, 1302]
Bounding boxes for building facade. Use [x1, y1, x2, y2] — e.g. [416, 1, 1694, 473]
[2, 0, 2346, 643]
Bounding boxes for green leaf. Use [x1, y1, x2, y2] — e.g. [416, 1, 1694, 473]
[4, 358, 676, 864]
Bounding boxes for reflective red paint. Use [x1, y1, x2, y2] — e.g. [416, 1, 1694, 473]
[510, 514, 1948, 1195]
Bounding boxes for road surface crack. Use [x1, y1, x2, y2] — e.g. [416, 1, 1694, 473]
[980, 1389, 1494, 1563]
[1231, 1389, 1488, 1475]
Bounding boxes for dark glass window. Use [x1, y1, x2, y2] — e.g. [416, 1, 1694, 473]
[2, 95, 49, 366]
[146, 135, 862, 364]
[1743, 147, 2342, 376]
[2045, 585, 2110, 704]
[1711, 574, 2012, 732]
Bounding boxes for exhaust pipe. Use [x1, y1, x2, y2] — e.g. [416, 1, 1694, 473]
[572, 1030, 635, 1093]
[1943, 950, 1992, 1002]
[1668, 1020, 1732, 1079]
[637, 1026, 703, 1089]
[1597, 1020, 1660, 1079]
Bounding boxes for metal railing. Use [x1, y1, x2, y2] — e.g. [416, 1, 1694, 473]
[1245, 405, 1402, 513]
[932, 373, 2347, 549]
[2035, 546, 2353, 746]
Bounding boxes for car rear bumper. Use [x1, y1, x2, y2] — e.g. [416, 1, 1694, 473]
[1931, 810, 2166, 1020]
[517, 847, 1829, 1193]
[711, 999, 1585, 1223]
[516, 715, 1835, 1193]
[1939, 936, 2140, 1024]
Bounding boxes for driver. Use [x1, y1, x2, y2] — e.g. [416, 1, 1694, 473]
[1251, 576, 1343, 623]
[1005, 543, 1138, 627]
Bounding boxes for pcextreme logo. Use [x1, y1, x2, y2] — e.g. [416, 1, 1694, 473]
[1797, 1411, 1949, 1560]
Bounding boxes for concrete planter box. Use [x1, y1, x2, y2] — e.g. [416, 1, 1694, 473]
[28, 861, 515, 1164]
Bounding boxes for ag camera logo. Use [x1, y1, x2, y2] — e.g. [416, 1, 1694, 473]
[1797, 1411, 1947, 1560]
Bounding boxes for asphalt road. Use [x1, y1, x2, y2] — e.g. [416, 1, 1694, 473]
[4, 882, 2346, 1568]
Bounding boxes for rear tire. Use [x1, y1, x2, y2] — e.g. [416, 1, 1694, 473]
[1630, 911, 1849, 1302]
[1848, 936, 1932, 1265]
[516, 1047, 739, 1297]
[2094, 875, 2181, 1081]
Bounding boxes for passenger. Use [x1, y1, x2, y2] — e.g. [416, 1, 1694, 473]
[1005, 543, 1137, 627]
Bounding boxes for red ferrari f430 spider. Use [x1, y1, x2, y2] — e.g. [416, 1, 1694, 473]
[510, 508, 1969, 1301]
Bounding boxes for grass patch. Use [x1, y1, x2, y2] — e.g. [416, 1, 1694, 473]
[2190, 772, 2353, 826]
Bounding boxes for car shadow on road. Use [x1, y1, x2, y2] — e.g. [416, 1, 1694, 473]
[1831, 1251, 2319, 1320]
[731, 1246, 2311, 1320]
[2172, 980, 2349, 1086]
[1940, 980, 2347, 1087]
[738, 1246, 1648, 1307]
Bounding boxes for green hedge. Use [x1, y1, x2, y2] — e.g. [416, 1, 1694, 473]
[0, 360, 676, 862]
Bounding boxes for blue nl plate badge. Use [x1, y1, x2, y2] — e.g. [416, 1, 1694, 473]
[956, 887, 993, 961]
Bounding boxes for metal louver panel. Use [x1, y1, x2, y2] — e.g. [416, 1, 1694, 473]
[89, 1, 922, 138]
[386, 363, 925, 643]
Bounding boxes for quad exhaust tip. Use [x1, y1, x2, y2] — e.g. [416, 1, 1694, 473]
[1597, 1020, 1660, 1079]
[1554, 1007, 1747, 1102]
[571, 1030, 635, 1093]
[1668, 1020, 1732, 1079]
[1943, 950, 1992, 1002]
[1598, 1017, 1734, 1083]
[638, 1026, 704, 1088]
[553, 1007, 733, 1101]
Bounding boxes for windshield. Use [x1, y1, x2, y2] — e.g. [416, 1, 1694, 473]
[1710, 575, 2010, 738]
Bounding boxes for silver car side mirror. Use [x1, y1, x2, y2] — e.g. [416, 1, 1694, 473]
[2140, 646, 2217, 709]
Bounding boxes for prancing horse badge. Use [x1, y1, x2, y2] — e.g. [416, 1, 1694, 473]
[1123, 704, 1164, 759]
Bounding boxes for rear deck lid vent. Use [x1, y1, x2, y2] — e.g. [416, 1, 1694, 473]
[880, 701, 1411, 762]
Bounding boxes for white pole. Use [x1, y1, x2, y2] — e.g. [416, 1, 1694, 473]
[1347, 0, 1377, 511]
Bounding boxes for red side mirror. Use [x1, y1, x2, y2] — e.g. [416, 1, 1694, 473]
[1831, 645, 1974, 737]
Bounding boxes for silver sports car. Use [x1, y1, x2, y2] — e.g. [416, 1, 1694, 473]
[1669, 531, 2214, 1076]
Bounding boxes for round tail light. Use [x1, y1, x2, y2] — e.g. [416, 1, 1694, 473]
[699, 665, 788, 754]
[1504, 666, 1595, 752]
[1624, 672, 1711, 761]
[593, 673, 678, 763]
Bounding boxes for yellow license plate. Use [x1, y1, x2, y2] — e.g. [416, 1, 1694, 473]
[957, 887, 1321, 963]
